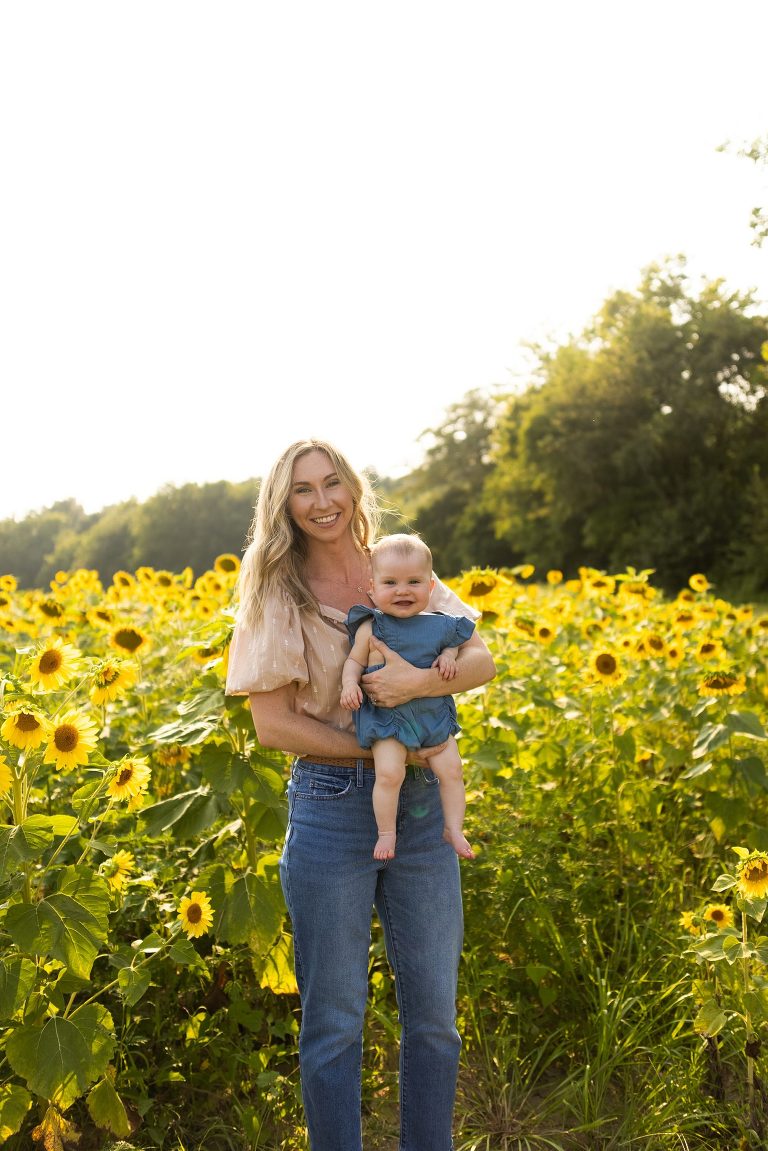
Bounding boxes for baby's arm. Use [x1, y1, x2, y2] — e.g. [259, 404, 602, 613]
[341, 620, 374, 710]
[433, 645, 459, 680]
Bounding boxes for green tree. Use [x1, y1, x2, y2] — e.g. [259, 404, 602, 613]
[485, 260, 768, 592]
[131, 479, 258, 575]
[386, 389, 514, 578]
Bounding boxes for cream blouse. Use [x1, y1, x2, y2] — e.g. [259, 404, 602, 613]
[224, 577, 480, 737]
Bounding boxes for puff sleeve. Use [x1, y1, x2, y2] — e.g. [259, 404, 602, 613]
[224, 593, 309, 696]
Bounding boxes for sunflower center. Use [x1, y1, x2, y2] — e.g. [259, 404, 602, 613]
[707, 674, 734, 690]
[100, 666, 120, 685]
[469, 579, 496, 596]
[746, 861, 768, 883]
[114, 629, 143, 652]
[700, 643, 716, 655]
[117, 766, 134, 786]
[39, 651, 63, 675]
[17, 712, 41, 732]
[710, 909, 724, 922]
[595, 653, 617, 676]
[187, 904, 203, 924]
[54, 725, 79, 752]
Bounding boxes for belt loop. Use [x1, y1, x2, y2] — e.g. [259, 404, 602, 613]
[356, 759, 364, 788]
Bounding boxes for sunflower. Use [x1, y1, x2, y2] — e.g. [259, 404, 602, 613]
[190, 645, 223, 666]
[43, 711, 99, 771]
[679, 910, 701, 935]
[102, 849, 135, 893]
[86, 606, 114, 630]
[28, 637, 83, 691]
[36, 597, 65, 620]
[192, 596, 220, 621]
[107, 757, 151, 801]
[1, 706, 50, 750]
[702, 903, 733, 930]
[0, 754, 13, 793]
[665, 643, 685, 667]
[214, 553, 241, 576]
[585, 574, 616, 597]
[110, 625, 151, 657]
[0, 575, 17, 592]
[534, 623, 557, 645]
[735, 852, 768, 899]
[589, 650, 625, 686]
[689, 573, 711, 593]
[111, 571, 137, 592]
[694, 638, 725, 664]
[697, 670, 747, 698]
[178, 890, 215, 939]
[155, 743, 192, 768]
[89, 659, 139, 704]
[645, 634, 667, 658]
[672, 609, 697, 630]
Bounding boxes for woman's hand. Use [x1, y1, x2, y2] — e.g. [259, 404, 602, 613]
[362, 630, 496, 708]
[361, 638, 430, 708]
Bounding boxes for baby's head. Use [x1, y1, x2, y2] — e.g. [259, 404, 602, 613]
[368, 534, 434, 617]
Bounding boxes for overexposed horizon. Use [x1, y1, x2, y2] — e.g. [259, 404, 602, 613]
[2, 0, 767, 523]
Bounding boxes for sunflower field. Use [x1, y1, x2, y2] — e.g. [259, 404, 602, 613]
[1, 559, 767, 1150]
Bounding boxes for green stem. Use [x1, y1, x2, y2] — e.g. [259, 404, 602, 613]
[10, 762, 32, 904]
[67, 929, 180, 1019]
[741, 911, 755, 1115]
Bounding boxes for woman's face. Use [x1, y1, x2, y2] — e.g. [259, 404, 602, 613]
[287, 450, 356, 543]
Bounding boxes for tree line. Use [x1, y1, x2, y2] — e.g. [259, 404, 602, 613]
[2, 259, 767, 598]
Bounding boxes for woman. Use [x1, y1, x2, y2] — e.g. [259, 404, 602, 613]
[225, 439, 496, 1151]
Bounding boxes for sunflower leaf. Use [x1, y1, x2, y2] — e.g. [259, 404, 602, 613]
[724, 711, 767, 741]
[87, 1076, 131, 1137]
[117, 967, 151, 1006]
[0, 957, 37, 1019]
[692, 723, 729, 758]
[693, 999, 728, 1037]
[0, 817, 55, 875]
[6, 1005, 115, 1110]
[0, 1083, 32, 1141]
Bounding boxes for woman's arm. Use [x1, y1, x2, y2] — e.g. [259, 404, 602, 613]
[361, 629, 496, 709]
[248, 683, 372, 760]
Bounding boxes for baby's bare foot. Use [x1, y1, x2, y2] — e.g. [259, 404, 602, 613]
[443, 827, 475, 859]
[374, 831, 396, 860]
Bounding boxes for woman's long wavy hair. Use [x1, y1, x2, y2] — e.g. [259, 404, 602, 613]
[235, 440, 382, 628]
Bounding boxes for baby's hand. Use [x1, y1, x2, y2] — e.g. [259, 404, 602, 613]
[434, 651, 458, 680]
[340, 684, 363, 710]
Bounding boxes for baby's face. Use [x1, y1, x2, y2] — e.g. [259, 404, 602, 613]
[369, 554, 434, 618]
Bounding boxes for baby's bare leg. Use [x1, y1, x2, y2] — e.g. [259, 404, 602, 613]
[423, 736, 474, 859]
[372, 738, 408, 860]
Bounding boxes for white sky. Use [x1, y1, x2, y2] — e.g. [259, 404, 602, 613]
[2, 1, 767, 523]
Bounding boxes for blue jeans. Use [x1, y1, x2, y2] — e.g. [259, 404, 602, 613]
[280, 758, 463, 1151]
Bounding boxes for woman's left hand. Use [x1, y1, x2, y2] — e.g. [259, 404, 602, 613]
[361, 638, 428, 708]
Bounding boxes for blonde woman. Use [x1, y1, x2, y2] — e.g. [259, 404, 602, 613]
[225, 439, 496, 1151]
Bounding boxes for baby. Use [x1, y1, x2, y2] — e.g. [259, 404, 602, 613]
[340, 533, 475, 860]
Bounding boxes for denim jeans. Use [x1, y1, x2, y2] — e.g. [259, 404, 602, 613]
[280, 758, 463, 1151]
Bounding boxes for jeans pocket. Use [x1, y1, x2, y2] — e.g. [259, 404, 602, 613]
[292, 769, 353, 801]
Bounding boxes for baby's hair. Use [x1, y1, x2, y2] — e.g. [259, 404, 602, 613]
[370, 532, 433, 571]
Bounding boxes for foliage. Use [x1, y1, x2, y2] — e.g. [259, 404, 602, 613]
[0, 480, 259, 590]
[1, 556, 767, 1148]
[485, 260, 768, 595]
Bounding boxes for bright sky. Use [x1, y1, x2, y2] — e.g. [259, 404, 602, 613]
[2, 1, 767, 523]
